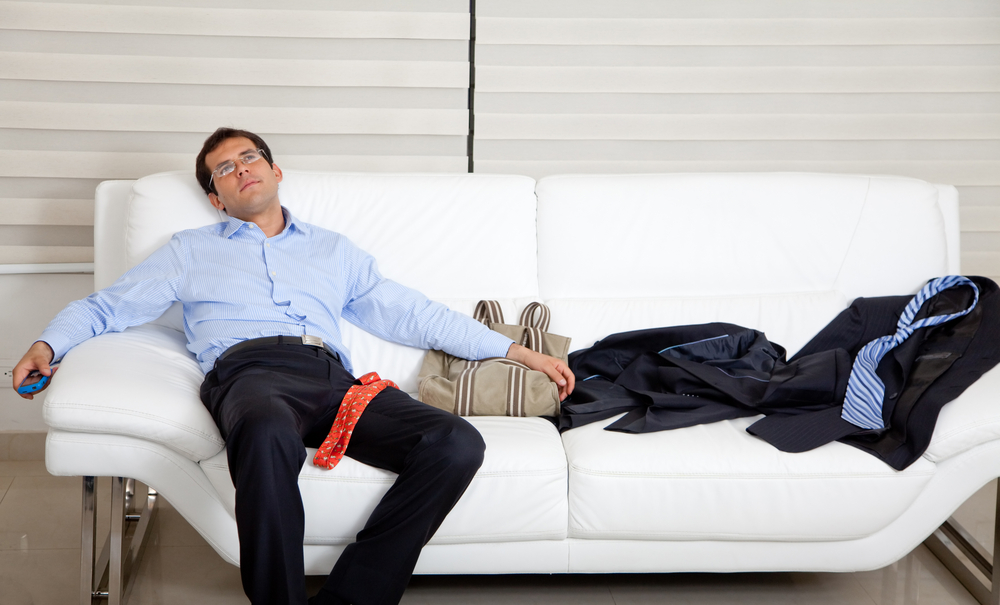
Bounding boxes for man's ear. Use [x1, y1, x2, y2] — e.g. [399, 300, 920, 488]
[208, 192, 226, 213]
[272, 163, 283, 183]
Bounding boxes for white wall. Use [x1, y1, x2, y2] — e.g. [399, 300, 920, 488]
[0, 274, 94, 430]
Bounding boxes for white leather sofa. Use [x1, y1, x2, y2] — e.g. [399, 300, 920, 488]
[42, 170, 1000, 603]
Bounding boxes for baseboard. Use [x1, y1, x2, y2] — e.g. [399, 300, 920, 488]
[0, 431, 46, 461]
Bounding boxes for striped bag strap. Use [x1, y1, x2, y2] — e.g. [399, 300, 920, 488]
[474, 300, 505, 326]
[504, 360, 529, 417]
[517, 302, 551, 353]
[454, 359, 482, 416]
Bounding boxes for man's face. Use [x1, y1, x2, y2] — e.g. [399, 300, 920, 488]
[205, 136, 283, 220]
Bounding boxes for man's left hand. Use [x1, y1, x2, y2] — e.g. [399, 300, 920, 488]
[506, 343, 575, 401]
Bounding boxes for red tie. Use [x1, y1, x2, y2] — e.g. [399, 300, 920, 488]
[313, 372, 397, 470]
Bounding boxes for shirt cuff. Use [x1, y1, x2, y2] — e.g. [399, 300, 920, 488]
[477, 330, 515, 360]
[37, 331, 72, 363]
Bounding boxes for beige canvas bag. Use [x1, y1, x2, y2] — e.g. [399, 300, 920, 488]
[417, 301, 571, 417]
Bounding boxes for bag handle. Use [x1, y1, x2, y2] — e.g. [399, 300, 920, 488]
[474, 300, 505, 326]
[518, 302, 551, 331]
[517, 302, 552, 353]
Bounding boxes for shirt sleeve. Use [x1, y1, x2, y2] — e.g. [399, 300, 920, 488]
[39, 235, 187, 361]
[339, 242, 514, 360]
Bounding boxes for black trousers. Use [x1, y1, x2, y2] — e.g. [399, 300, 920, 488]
[199, 343, 486, 605]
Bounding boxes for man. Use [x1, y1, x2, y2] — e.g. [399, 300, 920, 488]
[13, 127, 574, 605]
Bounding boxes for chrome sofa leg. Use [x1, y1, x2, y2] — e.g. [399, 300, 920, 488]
[80, 477, 159, 605]
[81, 477, 97, 605]
[924, 482, 1000, 605]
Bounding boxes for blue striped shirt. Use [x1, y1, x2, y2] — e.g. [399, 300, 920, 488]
[40, 208, 514, 374]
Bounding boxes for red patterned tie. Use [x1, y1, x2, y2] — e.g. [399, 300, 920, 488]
[313, 372, 397, 469]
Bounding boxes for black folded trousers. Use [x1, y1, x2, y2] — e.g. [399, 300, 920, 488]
[200, 343, 486, 605]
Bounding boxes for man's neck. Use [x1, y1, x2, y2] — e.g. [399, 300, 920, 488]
[236, 206, 285, 238]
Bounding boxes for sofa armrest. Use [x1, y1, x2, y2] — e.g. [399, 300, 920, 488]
[42, 324, 224, 462]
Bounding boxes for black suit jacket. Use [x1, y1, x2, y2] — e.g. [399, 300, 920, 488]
[748, 276, 999, 469]
[560, 277, 999, 470]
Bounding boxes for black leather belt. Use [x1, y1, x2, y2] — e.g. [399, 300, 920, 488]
[218, 335, 338, 362]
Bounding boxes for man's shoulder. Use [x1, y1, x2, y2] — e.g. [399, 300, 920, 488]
[167, 222, 230, 243]
[289, 217, 351, 244]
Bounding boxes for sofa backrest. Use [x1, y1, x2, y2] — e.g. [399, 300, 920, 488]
[95, 170, 538, 390]
[535, 173, 959, 355]
[96, 170, 959, 382]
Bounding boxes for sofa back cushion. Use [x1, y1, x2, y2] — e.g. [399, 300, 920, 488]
[535, 173, 952, 354]
[110, 170, 539, 388]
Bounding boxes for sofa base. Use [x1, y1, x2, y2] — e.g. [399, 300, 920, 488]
[80, 477, 158, 605]
[925, 504, 1000, 605]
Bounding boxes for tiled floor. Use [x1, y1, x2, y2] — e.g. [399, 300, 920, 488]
[0, 433, 992, 605]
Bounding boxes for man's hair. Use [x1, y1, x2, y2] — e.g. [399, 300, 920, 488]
[195, 128, 274, 195]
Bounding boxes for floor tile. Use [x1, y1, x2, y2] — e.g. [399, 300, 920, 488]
[129, 545, 248, 605]
[0, 474, 84, 550]
[0, 548, 80, 605]
[0, 460, 51, 476]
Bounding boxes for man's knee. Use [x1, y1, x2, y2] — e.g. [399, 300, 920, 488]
[421, 417, 486, 475]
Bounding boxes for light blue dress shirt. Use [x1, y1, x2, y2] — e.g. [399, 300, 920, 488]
[41, 208, 515, 374]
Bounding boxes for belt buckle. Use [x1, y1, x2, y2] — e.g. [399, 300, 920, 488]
[301, 335, 324, 348]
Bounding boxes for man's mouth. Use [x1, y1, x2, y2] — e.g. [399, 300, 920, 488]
[240, 179, 259, 192]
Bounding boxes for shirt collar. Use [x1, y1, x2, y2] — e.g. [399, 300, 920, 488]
[221, 206, 309, 239]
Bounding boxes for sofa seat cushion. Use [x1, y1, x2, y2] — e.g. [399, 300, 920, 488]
[43, 324, 223, 462]
[199, 417, 568, 545]
[562, 414, 936, 542]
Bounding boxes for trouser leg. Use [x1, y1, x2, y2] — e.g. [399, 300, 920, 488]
[315, 389, 486, 605]
[202, 346, 349, 605]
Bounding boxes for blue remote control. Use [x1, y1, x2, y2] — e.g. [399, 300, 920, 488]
[17, 373, 50, 395]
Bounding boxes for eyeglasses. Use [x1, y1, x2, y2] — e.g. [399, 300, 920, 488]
[209, 148, 267, 189]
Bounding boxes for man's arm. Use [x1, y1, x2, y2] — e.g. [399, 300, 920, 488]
[11, 341, 55, 401]
[10, 235, 186, 399]
[506, 342, 575, 401]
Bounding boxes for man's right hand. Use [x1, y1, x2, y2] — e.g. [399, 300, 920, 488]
[12, 341, 56, 400]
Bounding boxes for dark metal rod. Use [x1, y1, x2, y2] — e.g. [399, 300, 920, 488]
[467, 0, 476, 173]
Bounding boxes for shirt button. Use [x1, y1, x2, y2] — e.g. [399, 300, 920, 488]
[271, 271, 276, 276]
[266, 242, 270, 248]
